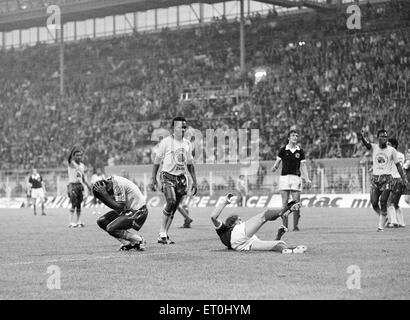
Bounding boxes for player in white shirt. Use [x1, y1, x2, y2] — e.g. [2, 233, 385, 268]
[151, 117, 198, 244]
[152, 135, 193, 229]
[386, 138, 406, 228]
[404, 149, 410, 215]
[67, 146, 91, 228]
[93, 175, 148, 251]
[360, 129, 408, 231]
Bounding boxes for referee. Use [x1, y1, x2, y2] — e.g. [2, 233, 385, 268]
[272, 130, 311, 231]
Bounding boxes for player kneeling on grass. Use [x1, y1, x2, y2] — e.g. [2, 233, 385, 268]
[211, 194, 307, 253]
[93, 175, 148, 251]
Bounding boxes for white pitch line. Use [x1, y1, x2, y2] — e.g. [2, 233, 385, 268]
[1, 251, 181, 267]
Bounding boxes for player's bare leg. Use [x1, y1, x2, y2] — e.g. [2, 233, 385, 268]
[76, 207, 84, 227]
[162, 192, 183, 243]
[290, 191, 301, 231]
[280, 191, 290, 228]
[158, 186, 178, 243]
[396, 207, 405, 227]
[41, 199, 46, 215]
[370, 187, 384, 231]
[244, 201, 301, 238]
[391, 190, 405, 227]
[159, 209, 171, 242]
[387, 193, 399, 228]
[33, 197, 37, 216]
[107, 217, 143, 243]
[68, 207, 76, 227]
[377, 189, 390, 231]
[250, 239, 287, 252]
[97, 212, 145, 251]
[177, 205, 192, 228]
[250, 239, 307, 253]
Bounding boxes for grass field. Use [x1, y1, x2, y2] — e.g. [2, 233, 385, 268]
[1, 206, 410, 300]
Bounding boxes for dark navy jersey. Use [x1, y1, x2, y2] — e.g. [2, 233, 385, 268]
[278, 146, 305, 176]
[216, 223, 233, 249]
[29, 174, 43, 189]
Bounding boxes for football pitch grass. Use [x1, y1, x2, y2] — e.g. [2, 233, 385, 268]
[1, 206, 409, 300]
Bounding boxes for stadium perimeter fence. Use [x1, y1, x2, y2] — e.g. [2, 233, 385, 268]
[0, 159, 371, 198]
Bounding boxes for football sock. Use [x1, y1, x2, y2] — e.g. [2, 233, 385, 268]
[116, 230, 142, 244]
[69, 209, 75, 225]
[165, 215, 174, 234]
[397, 208, 405, 226]
[293, 210, 300, 229]
[378, 214, 387, 229]
[76, 211, 82, 224]
[387, 206, 398, 225]
[272, 241, 287, 252]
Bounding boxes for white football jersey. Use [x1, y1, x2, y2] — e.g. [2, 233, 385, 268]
[371, 143, 398, 176]
[391, 151, 405, 178]
[154, 135, 193, 176]
[91, 173, 106, 185]
[68, 161, 86, 183]
[109, 175, 146, 211]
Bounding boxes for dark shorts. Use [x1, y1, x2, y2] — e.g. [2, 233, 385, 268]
[390, 178, 406, 195]
[370, 175, 392, 193]
[160, 172, 187, 196]
[124, 205, 149, 231]
[99, 205, 148, 232]
[67, 182, 84, 207]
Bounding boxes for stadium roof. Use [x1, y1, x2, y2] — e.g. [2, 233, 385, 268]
[0, 0, 336, 32]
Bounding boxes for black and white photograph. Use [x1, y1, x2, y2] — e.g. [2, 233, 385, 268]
[0, 0, 410, 306]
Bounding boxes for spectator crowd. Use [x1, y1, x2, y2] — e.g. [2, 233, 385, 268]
[0, 0, 409, 170]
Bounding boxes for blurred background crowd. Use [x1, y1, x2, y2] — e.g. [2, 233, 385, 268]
[0, 0, 409, 170]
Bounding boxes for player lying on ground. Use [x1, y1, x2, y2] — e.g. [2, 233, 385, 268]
[210, 194, 307, 253]
[93, 175, 148, 251]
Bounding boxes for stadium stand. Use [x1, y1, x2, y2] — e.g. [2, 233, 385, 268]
[0, 0, 409, 171]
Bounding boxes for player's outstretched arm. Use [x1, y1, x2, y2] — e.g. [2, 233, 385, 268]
[271, 158, 281, 172]
[187, 164, 197, 195]
[360, 129, 372, 150]
[300, 161, 312, 187]
[68, 145, 80, 166]
[210, 193, 233, 227]
[151, 163, 160, 191]
[395, 162, 409, 187]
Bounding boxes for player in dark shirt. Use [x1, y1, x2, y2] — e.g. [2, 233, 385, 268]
[28, 168, 46, 216]
[211, 193, 307, 253]
[272, 130, 311, 231]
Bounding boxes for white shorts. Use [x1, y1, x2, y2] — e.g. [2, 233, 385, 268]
[230, 222, 259, 251]
[279, 175, 302, 192]
[31, 188, 45, 200]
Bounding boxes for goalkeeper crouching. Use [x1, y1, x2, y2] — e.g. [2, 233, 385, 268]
[93, 175, 148, 251]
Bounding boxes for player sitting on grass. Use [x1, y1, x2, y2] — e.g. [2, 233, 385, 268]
[211, 193, 307, 253]
[93, 175, 148, 251]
